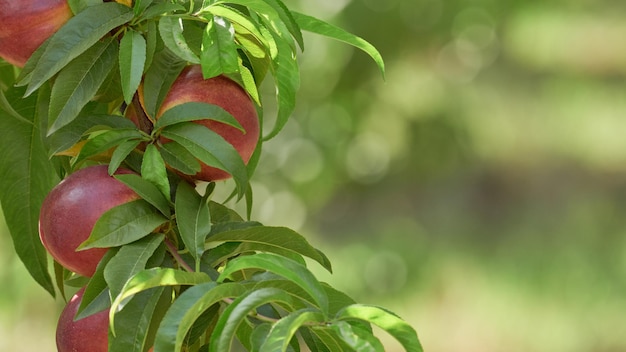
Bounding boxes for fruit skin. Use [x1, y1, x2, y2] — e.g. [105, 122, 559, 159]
[157, 65, 259, 182]
[39, 165, 140, 277]
[0, 0, 72, 67]
[56, 288, 109, 352]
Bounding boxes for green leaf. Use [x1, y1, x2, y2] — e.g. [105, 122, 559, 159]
[310, 327, 354, 351]
[78, 199, 168, 250]
[138, 2, 185, 21]
[104, 234, 165, 300]
[23, 2, 134, 95]
[74, 128, 144, 165]
[153, 282, 247, 352]
[331, 321, 385, 352]
[207, 226, 332, 272]
[114, 174, 171, 217]
[109, 139, 143, 175]
[142, 144, 171, 202]
[161, 122, 248, 196]
[260, 308, 325, 352]
[335, 305, 423, 352]
[292, 11, 385, 78]
[110, 268, 211, 330]
[142, 48, 186, 119]
[76, 248, 118, 319]
[217, 253, 328, 314]
[209, 287, 293, 352]
[300, 328, 331, 352]
[209, 201, 244, 223]
[48, 38, 119, 135]
[47, 113, 137, 156]
[158, 141, 201, 175]
[201, 15, 239, 79]
[154, 101, 242, 131]
[159, 16, 201, 64]
[258, 0, 304, 50]
[262, 28, 299, 140]
[119, 29, 147, 104]
[175, 181, 211, 266]
[109, 287, 166, 352]
[0, 87, 58, 296]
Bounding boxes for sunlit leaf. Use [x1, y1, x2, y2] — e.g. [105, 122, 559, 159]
[201, 14, 239, 79]
[142, 144, 171, 202]
[104, 234, 165, 300]
[153, 282, 247, 352]
[159, 16, 201, 64]
[292, 11, 385, 78]
[110, 268, 211, 330]
[217, 253, 328, 314]
[154, 101, 242, 131]
[209, 287, 293, 351]
[335, 305, 423, 352]
[260, 308, 326, 352]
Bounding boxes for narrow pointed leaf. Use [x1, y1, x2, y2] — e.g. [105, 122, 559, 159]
[142, 49, 186, 118]
[108, 139, 142, 175]
[104, 234, 165, 300]
[119, 29, 147, 104]
[114, 174, 171, 217]
[335, 305, 423, 352]
[142, 144, 171, 202]
[207, 226, 331, 272]
[331, 321, 384, 352]
[75, 128, 144, 165]
[48, 38, 119, 134]
[201, 15, 239, 78]
[25, 2, 134, 95]
[159, 16, 201, 63]
[109, 287, 165, 352]
[0, 88, 58, 296]
[158, 141, 201, 175]
[292, 12, 385, 78]
[154, 101, 242, 130]
[161, 122, 248, 196]
[260, 308, 326, 352]
[110, 268, 211, 329]
[153, 282, 247, 352]
[217, 253, 328, 314]
[263, 29, 299, 140]
[78, 199, 168, 250]
[175, 181, 211, 264]
[47, 113, 138, 156]
[209, 287, 293, 352]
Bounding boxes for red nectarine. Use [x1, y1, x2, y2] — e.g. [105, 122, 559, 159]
[56, 288, 109, 352]
[39, 165, 140, 277]
[157, 65, 259, 182]
[0, 0, 72, 67]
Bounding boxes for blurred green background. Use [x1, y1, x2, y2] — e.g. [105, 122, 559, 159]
[3, 0, 626, 351]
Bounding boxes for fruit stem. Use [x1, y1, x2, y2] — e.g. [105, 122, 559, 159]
[165, 238, 195, 272]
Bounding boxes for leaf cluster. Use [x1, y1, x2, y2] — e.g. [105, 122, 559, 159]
[0, 1, 419, 351]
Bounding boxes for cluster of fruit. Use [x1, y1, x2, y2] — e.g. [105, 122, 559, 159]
[1, 3, 259, 351]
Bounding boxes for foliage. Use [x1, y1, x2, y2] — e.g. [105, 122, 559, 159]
[0, 0, 418, 351]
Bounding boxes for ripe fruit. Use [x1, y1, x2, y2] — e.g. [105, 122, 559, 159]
[157, 65, 259, 182]
[56, 288, 109, 352]
[39, 165, 140, 277]
[0, 0, 72, 67]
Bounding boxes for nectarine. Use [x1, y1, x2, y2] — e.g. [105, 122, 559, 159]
[158, 65, 259, 182]
[39, 165, 140, 277]
[0, 0, 72, 67]
[56, 288, 109, 352]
